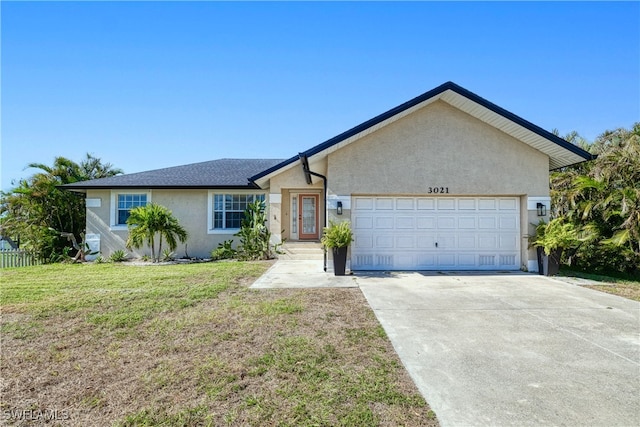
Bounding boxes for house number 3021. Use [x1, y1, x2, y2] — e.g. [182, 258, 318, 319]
[427, 187, 449, 194]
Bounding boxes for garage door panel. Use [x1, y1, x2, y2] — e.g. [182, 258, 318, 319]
[458, 254, 476, 266]
[396, 254, 415, 268]
[478, 235, 498, 249]
[438, 217, 456, 229]
[353, 254, 374, 267]
[417, 235, 436, 248]
[417, 253, 437, 268]
[479, 199, 496, 210]
[396, 198, 415, 210]
[499, 198, 517, 210]
[499, 234, 518, 249]
[417, 217, 436, 229]
[375, 198, 394, 210]
[437, 253, 456, 266]
[396, 236, 415, 248]
[479, 217, 497, 229]
[355, 197, 374, 210]
[417, 198, 436, 210]
[375, 236, 394, 248]
[458, 217, 476, 229]
[458, 199, 476, 210]
[355, 216, 373, 229]
[479, 255, 496, 266]
[375, 216, 394, 229]
[376, 254, 393, 267]
[458, 235, 476, 249]
[500, 254, 517, 267]
[499, 216, 517, 230]
[437, 198, 456, 210]
[352, 196, 520, 271]
[396, 217, 415, 229]
[437, 235, 456, 248]
[355, 236, 373, 249]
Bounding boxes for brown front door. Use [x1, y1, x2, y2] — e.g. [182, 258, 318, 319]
[298, 194, 319, 240]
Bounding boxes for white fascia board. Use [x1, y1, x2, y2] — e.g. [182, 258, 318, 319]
[441, 91, 587, 169]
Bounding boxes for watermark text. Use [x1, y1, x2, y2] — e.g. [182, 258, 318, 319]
[2, 408, 70, 421]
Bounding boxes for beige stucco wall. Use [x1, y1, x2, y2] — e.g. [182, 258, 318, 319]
[326, 100, 549, 196]
[85, 189, 246, 259]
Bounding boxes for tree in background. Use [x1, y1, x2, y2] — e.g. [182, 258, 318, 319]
[550, 123, 640, 274]
[0, 154, 122, 262]
[125, 203, 188, 262]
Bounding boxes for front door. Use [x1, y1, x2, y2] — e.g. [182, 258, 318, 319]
[298, 194, 319, 240]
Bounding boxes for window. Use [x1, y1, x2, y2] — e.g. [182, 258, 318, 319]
[114, 193, 148, 225]
[291, 196, 298, 234]
[210, 193, 265, 231]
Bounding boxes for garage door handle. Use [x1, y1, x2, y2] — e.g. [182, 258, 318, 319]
[435, 242, 438, 248]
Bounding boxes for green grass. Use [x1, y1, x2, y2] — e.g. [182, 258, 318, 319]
[2, 262, 261, 333]
[559, 267, 640, 301]
[1, 261, 437, 426]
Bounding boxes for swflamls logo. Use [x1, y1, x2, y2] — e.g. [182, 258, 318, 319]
[2, 408, 70, 421]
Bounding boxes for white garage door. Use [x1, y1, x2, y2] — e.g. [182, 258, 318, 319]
[351, 196, 520, 270]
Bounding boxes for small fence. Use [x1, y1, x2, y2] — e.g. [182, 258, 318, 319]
[0, 250, 42, 268]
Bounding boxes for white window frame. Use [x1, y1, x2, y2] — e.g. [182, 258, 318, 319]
[110, 190, 152, 231]
[207, 190, 267, 234]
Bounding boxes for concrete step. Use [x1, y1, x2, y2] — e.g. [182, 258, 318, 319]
[278, 242, 324, 260]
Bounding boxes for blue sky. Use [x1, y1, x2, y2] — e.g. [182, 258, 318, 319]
[2, 1, 639, 191]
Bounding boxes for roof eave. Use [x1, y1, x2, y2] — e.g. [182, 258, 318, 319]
[59, 184, 262, 191]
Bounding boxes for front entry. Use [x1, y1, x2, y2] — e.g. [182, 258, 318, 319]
[298, 194, 319, 240]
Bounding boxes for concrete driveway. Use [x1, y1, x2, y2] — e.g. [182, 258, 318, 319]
[358, 272, 640, 427]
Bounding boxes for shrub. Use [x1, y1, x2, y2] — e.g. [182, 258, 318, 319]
[529, 219, 579, 255]
[235, 200, 282, 260]
[109, 249, 128, 263]
[161, 249, 176, 262]
[321, 220, 353, 249]
[211, 240, 237, 260]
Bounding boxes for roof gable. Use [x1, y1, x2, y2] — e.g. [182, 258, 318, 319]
[250, 81, 593, 185]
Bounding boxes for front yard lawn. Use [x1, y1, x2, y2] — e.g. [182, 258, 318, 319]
[559, 267, 640, 301]
[1, 262, 437, 426]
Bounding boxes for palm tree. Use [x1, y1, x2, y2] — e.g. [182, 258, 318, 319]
[125, 203, 188, 262]
[550, 123, 640, 272]
[1, 154, 123, 261]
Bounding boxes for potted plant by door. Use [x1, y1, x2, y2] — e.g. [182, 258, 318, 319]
[321, 220, 353, 276]
[529, 218, 579, 276]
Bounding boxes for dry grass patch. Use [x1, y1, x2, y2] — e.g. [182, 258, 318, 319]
[559, 268, 640, 301]
[1, 262, 437, 426]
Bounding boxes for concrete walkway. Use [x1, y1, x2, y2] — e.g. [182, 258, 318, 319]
[250, 259, 357, 288]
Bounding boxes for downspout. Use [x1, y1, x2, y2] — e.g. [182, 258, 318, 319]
[298, 153, 328, 272]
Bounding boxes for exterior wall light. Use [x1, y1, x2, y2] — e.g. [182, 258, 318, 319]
[536, 202, 546, 217]
[337, 201, 343, 215]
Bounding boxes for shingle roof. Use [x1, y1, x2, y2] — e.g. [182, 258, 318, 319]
[62, 158, 285, 190]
